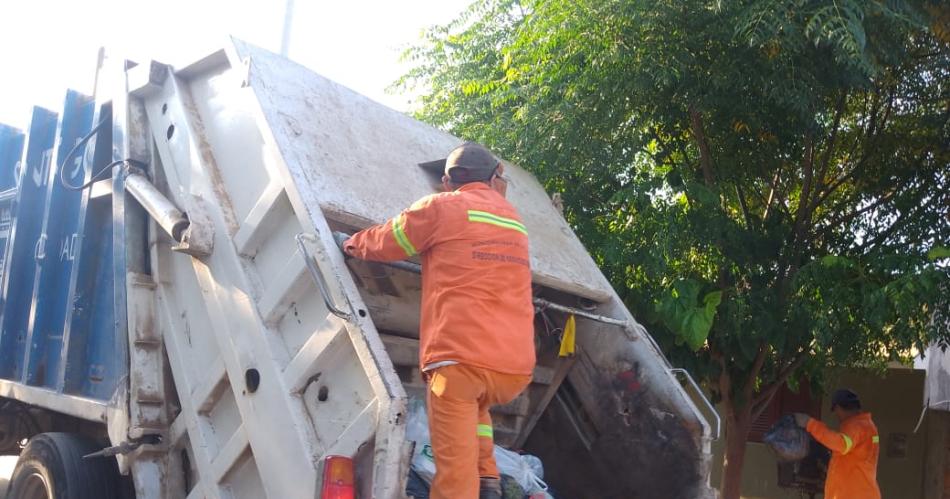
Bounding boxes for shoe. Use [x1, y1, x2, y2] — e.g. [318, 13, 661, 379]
[479, 477, 502, 499]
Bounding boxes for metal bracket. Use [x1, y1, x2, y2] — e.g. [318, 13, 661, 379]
[670, 368, 721, 441]
[123, 170, 212, 257]
[295, 233, 351, 320]
[84, 434, 162, 459]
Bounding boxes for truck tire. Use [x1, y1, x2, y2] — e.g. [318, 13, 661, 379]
[5, 433, 124, 499]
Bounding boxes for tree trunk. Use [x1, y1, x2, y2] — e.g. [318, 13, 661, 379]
[719, 402, 753, 499]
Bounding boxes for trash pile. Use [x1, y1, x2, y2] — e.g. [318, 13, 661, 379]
[404, 398, 554, 499]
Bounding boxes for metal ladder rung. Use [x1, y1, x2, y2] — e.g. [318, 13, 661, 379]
[234, 182, 286, 257]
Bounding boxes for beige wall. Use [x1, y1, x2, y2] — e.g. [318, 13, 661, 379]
[708, 368, 927, 498]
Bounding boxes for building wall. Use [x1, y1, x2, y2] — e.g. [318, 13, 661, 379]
[922, 410, 950, 499]
[708, 368, 927, 498]
[926, 345, 950, 408]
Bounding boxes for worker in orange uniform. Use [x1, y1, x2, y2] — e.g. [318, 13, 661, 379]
[343, 143, 536, 499]
[795, 389, 880, 499]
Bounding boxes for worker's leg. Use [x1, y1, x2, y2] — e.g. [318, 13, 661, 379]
[476, 369, 533, 479]
[477, 403, 498, 478]
[427, 365, 485, 499]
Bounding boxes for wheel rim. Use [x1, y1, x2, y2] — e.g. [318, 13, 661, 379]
[21, 471, 52, 499]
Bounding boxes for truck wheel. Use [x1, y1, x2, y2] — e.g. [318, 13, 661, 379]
[5, 433, 123, 499]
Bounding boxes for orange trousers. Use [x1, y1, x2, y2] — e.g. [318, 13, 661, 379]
[426, 363, 532, 499]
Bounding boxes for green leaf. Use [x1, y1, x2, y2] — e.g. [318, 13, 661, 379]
[399, 0, 950, 459]
[820, 255, 854, 268]
[704, 291, 723, 314]
[928, 247, 950, 261]
[655, 280, 722, 351]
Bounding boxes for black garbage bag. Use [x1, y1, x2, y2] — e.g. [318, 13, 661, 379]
[406, 469, 430, 498]
[764, 414, 810, 462]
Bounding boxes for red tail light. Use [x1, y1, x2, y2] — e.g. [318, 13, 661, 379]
[320, 455, 355, 499]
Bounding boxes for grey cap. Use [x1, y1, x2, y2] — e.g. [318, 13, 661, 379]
[445, 143, 499, 183]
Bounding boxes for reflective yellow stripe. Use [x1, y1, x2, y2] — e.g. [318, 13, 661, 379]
[872, 435, 880, 444]
[392, 215, 417, 257]
[467, 210, 528, 235]
[841, 434, 854, 454]
[477, 424, 493, 438]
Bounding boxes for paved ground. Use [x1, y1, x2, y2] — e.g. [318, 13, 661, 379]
[0, 455, 15, 496]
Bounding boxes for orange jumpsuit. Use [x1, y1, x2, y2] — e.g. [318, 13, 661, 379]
[345, 182, 535, 499]
[806, 413, 880, 499]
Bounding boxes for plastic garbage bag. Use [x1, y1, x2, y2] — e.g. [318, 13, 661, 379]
[501, 475, 524, 499]
[494, 446, 548, 494]
[522, 454, 544, 479]
[406, 398, 437, 483]
[764, 414, 810, 462]
[404, 397, 549, 494]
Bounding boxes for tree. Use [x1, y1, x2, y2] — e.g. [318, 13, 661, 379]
[395, 1, 950, 497]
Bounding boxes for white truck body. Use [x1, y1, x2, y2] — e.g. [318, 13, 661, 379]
[0, 39, 718, 499]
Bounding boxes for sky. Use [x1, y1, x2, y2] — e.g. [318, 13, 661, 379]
[0, 0, 470, 130]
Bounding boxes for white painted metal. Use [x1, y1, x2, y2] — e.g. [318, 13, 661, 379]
[0, 380, 108, 422]
[117, 42, 409, 498]
[225, 39, 613, 304]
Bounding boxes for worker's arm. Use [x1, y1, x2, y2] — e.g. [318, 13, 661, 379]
[806, 418, 861, 455]
[344, 195, 442, 262]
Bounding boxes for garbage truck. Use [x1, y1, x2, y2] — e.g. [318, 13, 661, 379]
[0, 39, 719, 499]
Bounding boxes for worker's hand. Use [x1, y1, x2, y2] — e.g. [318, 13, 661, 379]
[333, 232, 353, 255]
[342, 239, 355, 257]
[793, 413, 811, 428]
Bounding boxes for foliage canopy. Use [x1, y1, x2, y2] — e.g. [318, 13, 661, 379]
[396, 1, 949, 494]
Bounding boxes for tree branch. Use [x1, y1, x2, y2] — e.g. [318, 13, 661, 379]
[762, 167, 782, 221]
[816, 145, 929, 241]
[752, 352, 810, 408]
[743, 343, 769, 402]
[689, 106, 715, 186]
[815, 187, 902, 240]
[792, 134, 815, 244]
[859, 195, 929, 253]
[815, 92, 848, 198]
[810, 88, 893, 223]
[781, 134, 816, 287]
[712, 347, 734, 421]
[736, 184, 754, 228]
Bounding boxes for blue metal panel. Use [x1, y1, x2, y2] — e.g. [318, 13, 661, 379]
[0, 107, 58, 381]
[65, 202, 117, 400]
[0, 125, 24, 284]
[0, 94, 125, 404]
[0, 124, 23, 191]
[60, 101, 120, 401]
[23, 91, 95, 388]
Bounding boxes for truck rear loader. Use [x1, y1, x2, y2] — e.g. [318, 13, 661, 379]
[0, 40, 719, 499]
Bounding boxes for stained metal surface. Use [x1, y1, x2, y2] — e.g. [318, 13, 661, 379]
[0, 91, 123, 404]
[229, 39, 614, 303]
[0, 40, 717, 499]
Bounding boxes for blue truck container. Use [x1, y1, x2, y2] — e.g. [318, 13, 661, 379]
[0, 92, 122, 404]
